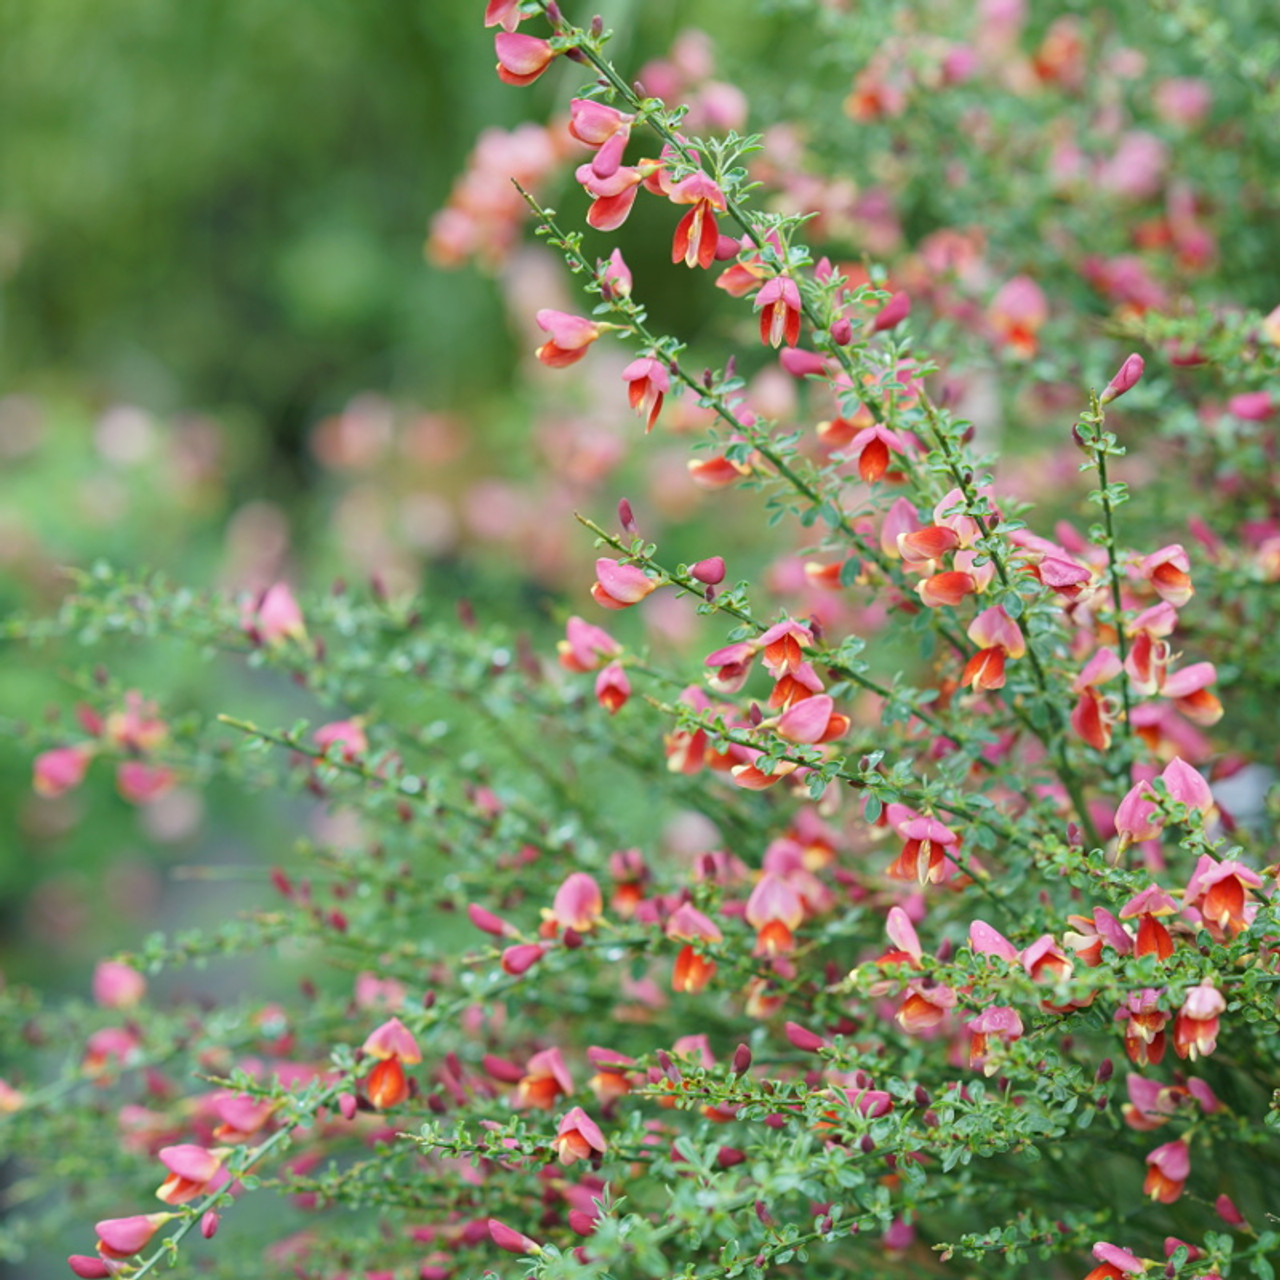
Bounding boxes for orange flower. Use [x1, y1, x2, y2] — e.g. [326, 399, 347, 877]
[361, 1017, 422, 1110]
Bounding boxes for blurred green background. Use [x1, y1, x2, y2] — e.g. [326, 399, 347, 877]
[0, 0, 770, 467]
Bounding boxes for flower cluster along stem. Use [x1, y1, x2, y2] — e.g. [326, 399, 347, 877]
[574, 513, 1045, 821]
[8, 3, 1279, 1277]
[549, 11, 897, 428]
[918, 399, 1103, 848]
[1090, 421, 1136, 741]
[125, 1083, 346, 1278]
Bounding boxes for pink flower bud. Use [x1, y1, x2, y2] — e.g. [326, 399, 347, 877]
[488, 1218, 540, 1254]
[600, 248, 632, 297]
[871, 291, 911, 332]
[1227, 390, 1273, 421]
[201, 1211, 220, 1239]
[778, 347, 828, 378]
[494, 33, 556, 87]
[784, 1021, 827, 1052]
[500, 943, 545, 975]
[1215, 1194, 1246, 1227]
[534, 310, 602, 368]
[95, 1213, 173, 1257]
[67, 1259, 112, 1279]
[1100, 353, 1144, 404]
[467, 903, 515, 937]
[691, 556, 726, 585]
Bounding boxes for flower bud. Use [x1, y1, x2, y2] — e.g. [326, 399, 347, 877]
[1215, 1194, 1246, 1227]
[201, 1211, 220, 1239]
[784, 1021, 827, 1053]
[871, 291, 911, 333]
[1100, 353, 1144, 405]
[67, 1260, 112, 1279]
[731, 1043, 753, 1075]
[830, 317, 853, 345]
[691, 556, 726, 585]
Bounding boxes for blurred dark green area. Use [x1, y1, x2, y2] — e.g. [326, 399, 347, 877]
[0, 0, 779, 477]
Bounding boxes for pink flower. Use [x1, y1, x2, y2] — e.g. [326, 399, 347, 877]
[1184, 853, 1261, 939]
[568, 99, 634, 178]
[33, 744, 94, 797]
[774, 694, 849, 745]
[778, 347, 829, 378]
[916, 570, 978, 609]
[600, 247, 632, 297]
[362, 1016, 422, 1064]
[896, 982, 957, 1033]
[244, 582, 307, 646]
[1090, 1242, 1146, 1275]
[988, 275, 1048, 358]
[494, 33, 556, 86]
[513, 1047, 573, 1110]
[969, 919, 1019, 962]
[1173, 981, 1226, 1060]
[846, 424, 906, 484]
[94, 1213, 174, 1258]
[967, 1005, 1024, 1072]
[1116, 988, 1169, 1067]
[961, 606, 1026, 691]
[360, 1016, 422, 1109]
[1140, 544, 1193, 607]
[568, 98, 634, 147]
[1071, 647, 1123, 750]
[590, 558, 659, 610]
[313, 718, 368, 761]
[553, 1106, 607, 1164]
[668, 172, 727, 269]
[755, 277, 803, 348]
[116, 762, 177, 805]
[622, 356, 670, 431]
[1114, 768, 1162, 846]
[92, 961, 146, 1009]
[577, 162, 643, 231]
[155, 1144, 229, 1205]
[691, 556, 726, 585]
[484, 0, 522, 31]
[759, 618, 814, 679]
[534, 310, 603, 368]
[745, 872, 804, 957]
[595, 662, 631, 714]
[887, 816, 959, 885]
[551, 872, 604, 932]
[1161, 662, 1223, 725]
[557, 616, 621, 672]
[1143, 1138, 1190, 1203]
[468, 902, 516, 937]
